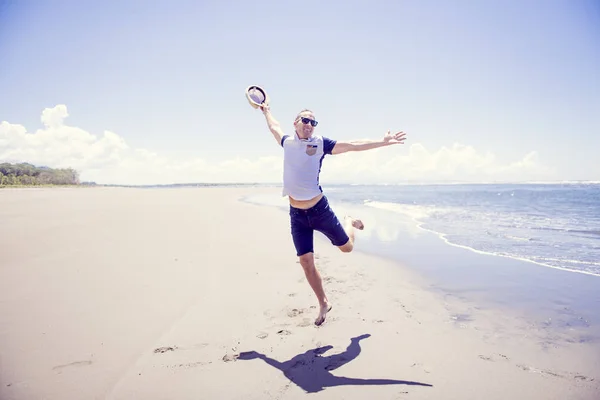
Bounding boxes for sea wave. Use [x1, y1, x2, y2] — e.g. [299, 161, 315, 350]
[363, 200, 600, 278]
[528, 227, 600, 237]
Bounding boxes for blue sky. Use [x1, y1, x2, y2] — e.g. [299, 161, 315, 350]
[1, 0, 598, 184]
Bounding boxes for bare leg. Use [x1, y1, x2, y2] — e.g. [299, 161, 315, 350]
[338, 216, 364, 253]
[299, 253, 332, 326]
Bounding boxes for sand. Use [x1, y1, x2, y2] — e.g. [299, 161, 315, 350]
[0, 187, 598, 400]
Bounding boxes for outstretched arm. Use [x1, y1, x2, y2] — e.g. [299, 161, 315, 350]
[332, 130, 406, 155]
[260, 104, 285, 146]
[258, 354, 285, 370]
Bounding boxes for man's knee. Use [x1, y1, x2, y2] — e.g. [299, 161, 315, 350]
[298, 252, 315, 269]
[338, 240, 354, 253]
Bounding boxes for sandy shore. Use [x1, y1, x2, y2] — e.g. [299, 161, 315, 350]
[1, 187, 598, 399]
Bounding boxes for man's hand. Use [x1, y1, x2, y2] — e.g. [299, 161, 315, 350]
[383, 130, 406, 145]
[259, 102, 270, 114]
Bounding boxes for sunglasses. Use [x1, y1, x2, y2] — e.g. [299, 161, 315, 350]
[299, 117, 318, 127]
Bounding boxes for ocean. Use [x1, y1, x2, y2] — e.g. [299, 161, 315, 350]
[242, 182, 600, 341]
[328, 182, 600, 277]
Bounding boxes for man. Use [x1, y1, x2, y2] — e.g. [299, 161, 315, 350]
[259, 102, 406, 326]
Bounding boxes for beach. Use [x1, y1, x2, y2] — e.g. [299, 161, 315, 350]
[1, 186, 598, 399]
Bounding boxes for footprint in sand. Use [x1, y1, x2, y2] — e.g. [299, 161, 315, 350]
[479, 356, 595, 383]
[222, 354, 239, 362]
[277, 329, 292, 335]
[257, 332, 269, 339]
[515, 362, 596, 382]
[322, 276, 344, 285]
[154, 346, 177, 354]
[479, 354, 509, 362]
[297, 318, 312, 327]
[287, 308, 306, 318]
[517, 364, 563, 378]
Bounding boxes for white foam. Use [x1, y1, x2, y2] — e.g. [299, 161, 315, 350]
[530, 256, 600, 267]
[418, 225, 600, 278]
[364, 200, 600, 278]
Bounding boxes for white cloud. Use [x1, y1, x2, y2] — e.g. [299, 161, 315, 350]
[41, 104, 69, 129]
[0, 105, 555, 185]
[321, 142, 555, 183]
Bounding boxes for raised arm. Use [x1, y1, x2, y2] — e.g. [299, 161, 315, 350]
[332, 130, 406, 155]
[260, 104, 285, 146]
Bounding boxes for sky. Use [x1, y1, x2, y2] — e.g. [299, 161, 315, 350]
[1, 0, 599, 185]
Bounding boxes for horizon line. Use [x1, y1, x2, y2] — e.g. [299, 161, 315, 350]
[86, 180, 600, 187]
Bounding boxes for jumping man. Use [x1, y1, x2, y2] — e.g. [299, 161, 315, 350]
[259, 102, 406, 326]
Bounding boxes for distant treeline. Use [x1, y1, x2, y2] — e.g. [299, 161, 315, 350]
[0, 162, 82, 186]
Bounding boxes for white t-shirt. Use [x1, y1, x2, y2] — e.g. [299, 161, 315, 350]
[280, 133, 337, 200]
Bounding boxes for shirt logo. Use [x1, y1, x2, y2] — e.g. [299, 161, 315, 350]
[305, 144, 317, 156]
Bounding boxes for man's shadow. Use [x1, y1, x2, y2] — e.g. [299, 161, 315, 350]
[237, 334, 432, 394]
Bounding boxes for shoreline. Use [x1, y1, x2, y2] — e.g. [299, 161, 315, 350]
[1, 186, 598, 399]
[241, 189, 600, 344]
[414, 223, 600, 278]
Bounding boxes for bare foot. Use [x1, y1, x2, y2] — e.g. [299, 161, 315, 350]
[345, 216, 364, 230]
[315, 303, 333, 326]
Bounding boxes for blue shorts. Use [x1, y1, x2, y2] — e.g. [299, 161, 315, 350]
[289, 196, 349, 256]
